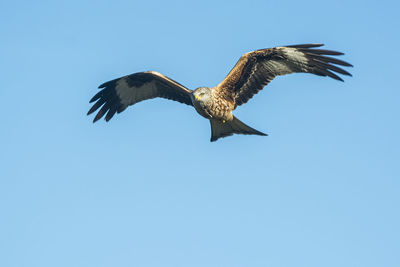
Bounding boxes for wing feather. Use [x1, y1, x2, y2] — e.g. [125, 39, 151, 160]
[216, 44, 352, 107]
[88, 71, 193, 122]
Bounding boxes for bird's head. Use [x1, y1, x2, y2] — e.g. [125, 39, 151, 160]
[193, 87, 211, 103]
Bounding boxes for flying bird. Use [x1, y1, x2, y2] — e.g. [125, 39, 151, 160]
[88, 44, 352, 141]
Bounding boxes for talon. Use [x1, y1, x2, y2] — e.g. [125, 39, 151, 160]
[222, 120, 226, 123]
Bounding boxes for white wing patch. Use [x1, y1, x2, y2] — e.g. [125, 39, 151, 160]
[260, 48, 310, 76]
[262, 61, 293, 76]
[115, 77, 158, 106]
[281, 47, 308, 64]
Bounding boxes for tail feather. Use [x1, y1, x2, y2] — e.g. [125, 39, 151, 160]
[210, 116, 267, 142]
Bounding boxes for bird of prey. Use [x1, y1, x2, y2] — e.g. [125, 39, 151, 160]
[88, 44, 352, 142]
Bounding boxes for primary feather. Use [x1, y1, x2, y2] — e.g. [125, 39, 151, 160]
[216, 44, 352, 107]
[88, 71, 192, 122]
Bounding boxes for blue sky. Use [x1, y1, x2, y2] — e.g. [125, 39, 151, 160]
[1, 0, 399, 266]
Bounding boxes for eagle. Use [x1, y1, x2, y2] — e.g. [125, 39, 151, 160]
[88, 44, 352, 141]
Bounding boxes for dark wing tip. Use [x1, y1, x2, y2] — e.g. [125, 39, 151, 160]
[305, 49, 345, 56]
[326, 69, 345, 82]
[87, 97, 105, 116]
[98, 75, 122, 89]
[105, 107, 118, 122]
[93, 116, 103, 123]
[98, 81, 111, 89]
[88, 83, 123, 123]
[89, 91, 103, 103]
[286, 43, 324, 48]
[295, 45, 353, 82]
[87, 109, 95, 116]
[344, 61, 354, 68]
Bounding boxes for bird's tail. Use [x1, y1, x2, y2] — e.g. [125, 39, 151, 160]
[210, 116, 267, 142]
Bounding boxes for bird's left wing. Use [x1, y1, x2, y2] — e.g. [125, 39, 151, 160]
[88, 71, 193, 122]
[215, 44, 352, 108]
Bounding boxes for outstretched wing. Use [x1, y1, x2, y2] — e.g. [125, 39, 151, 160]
[88, 71, 193, 122]
[215, 44, 352, 108]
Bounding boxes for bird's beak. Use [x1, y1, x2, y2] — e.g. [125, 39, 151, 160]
[195, 95, 200, 101]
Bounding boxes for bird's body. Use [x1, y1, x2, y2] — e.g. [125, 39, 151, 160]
[88, 44, 352, 141]
[191, 87, 234, 121]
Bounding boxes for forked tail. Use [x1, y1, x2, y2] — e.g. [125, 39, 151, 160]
[210, 116, 267, 142]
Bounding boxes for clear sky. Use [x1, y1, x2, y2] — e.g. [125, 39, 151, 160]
[1, 0, 399, 266]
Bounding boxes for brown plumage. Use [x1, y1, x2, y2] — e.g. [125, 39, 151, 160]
[88, 44, 352, 141]
[216, 44, 352, 108]
[88, 71, 192, 122]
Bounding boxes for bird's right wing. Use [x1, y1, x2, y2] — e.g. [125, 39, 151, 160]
[88, 71, 193, 122]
